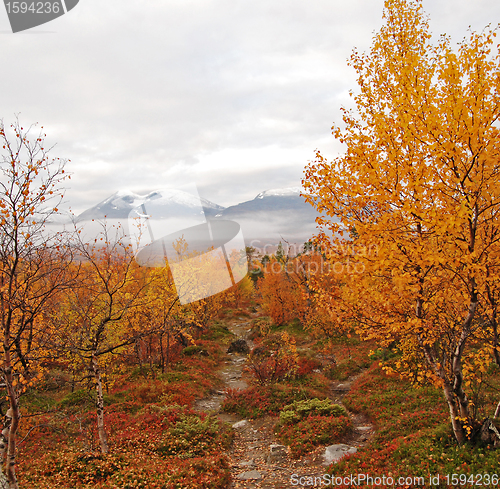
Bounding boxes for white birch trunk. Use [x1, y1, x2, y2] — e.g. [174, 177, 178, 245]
[91, 356, 109, 454]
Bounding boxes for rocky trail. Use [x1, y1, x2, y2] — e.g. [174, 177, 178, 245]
[194, 314, 374, 488]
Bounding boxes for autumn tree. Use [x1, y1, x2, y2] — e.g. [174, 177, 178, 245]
[256, 243, 341, 332]
[303, 0, 500, 444]
[131, 265, 182, 374]
[225, 275, 254, 310]
[52, 223, 163, 454]
[289, 251, 347, 340]
[112, 230, 237, 378]
[0, 118, 74, 488]
[258, 256, 306, 326]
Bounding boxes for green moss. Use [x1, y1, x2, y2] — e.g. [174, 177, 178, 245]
[182, 345, 205, 356]
[58, 389, 94, 408]
[23, 390, 59, 411]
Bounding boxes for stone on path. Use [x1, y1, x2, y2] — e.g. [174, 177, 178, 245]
[267, 444, 287, 463]
[232, 420, 249, 429]
[236, 470, 263, 480]
[323, 444, 357, 464]
[238, 460, 255, 467]
[227, 339, 250, 354]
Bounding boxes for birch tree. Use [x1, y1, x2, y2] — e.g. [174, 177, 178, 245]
[0, 118, 74, 487]
[303, 0, 500, 444]
[54, 224, 180, 454]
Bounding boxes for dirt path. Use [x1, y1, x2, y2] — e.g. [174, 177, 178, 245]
[194, 315, 374, 488]
[193, 318, 253, 412]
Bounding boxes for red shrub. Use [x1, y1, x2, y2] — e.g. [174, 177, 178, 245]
[296, 356, 322, 377]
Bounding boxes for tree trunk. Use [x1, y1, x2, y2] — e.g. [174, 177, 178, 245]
[480, 418, 500, 447]
[159, 332, 165, 373]
[0, 407, 15, 489]
[91, 356, 109, 454]
[166, 331, 170, 370]
[442, 379, 467, 445]
[149, 335, 155, 379]
[134, 339, 141, 370]
[5, 403, 19, 489]
[420, 339, 468, 445]
[2, 359, 19, 489]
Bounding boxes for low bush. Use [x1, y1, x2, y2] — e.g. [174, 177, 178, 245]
[295, 356, 322, 377]
[202, 322, 232, 341]
[222, 384, 325, 418]
[328, 362, 500, 484]
[276, 414, 352, 457]
[20, 405, 232, 488]
[22, 449, 231, 489]
[278, 398, 346, 425]
[245, 331, 299, 385]
[275, 398, 351, 457]
[156, 412, 232, 459]
[58, 389, 94, 409]
[324, 357, 371, 381]
[182, 345, 208, 356]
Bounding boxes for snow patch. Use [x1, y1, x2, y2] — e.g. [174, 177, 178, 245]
[104, 188, 221, 210]
[255, 187, 302, 199]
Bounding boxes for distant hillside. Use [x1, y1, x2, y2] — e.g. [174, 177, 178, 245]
[214, 187, 329, 245]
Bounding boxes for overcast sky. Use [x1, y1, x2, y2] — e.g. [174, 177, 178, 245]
[0, 0, 499, 214]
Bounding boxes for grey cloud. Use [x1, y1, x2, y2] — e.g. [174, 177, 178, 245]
[0, 0, 498, 214]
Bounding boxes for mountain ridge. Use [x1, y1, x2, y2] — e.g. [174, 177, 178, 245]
[76, 188, 224, 221]
[72, 186, 324, 245]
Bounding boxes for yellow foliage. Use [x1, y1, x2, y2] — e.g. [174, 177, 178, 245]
[302, 0, 500, 443]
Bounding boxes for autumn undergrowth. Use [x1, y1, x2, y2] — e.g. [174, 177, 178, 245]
[17, 319, 233, 488]
[328, 362, 500, 487]
[20, 405, 232, 488]
[222, 383, 327, 419]
[222, 318, 333, 418]
[275, 399, 352, 457]
[16, 304, 500, 487]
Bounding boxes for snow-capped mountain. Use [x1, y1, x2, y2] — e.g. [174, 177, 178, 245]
[215, 187, 315, 219]
[74, 186, 329, 245]
[76, 189, 224, 221]
[214, 187, 325, 244]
